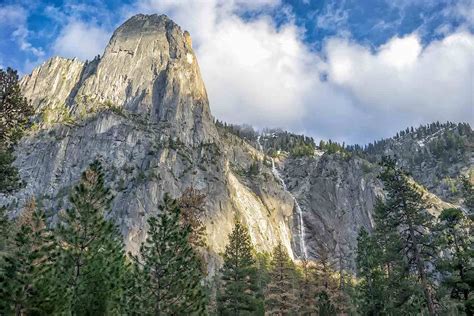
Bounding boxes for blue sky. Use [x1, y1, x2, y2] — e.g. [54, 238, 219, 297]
[1, 0, 473, 143]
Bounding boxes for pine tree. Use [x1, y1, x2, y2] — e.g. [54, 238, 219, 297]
[314, 242, 335, 294]
[0, 199, 56, 315]
[0, 67, 33, 193]
[53, 160, 127, 314]
[0, 67, 32, 148]
[218, 219, 260, 315]
[265, 242, 299, 315]
[255, 252, 271, 315]
[0, 149, 22, 193]
[376, 157, 437, 315]
[299, 259, 318, 315]
[434, 208, 473, 315]
[355, 228, 386, 315]
[0, 205, 12, 263]
[461, 176, 474, 214]
[317, 290, 336, 316]
[128, 194, 206, 315]
[332, 247, 354, 314]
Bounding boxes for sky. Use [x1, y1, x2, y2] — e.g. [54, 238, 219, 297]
[1, 0, 473, 144]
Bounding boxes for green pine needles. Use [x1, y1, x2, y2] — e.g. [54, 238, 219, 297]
[53, 160, 127, 314]
[126, 194, 207, 315]
[218, 219, 261, 315]
[265, 242, 299, 315]
[355, 157, 473, 315]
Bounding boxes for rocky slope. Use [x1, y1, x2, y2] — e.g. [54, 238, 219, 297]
[355, 122, 474, 205]
[2, 14, 470, 274]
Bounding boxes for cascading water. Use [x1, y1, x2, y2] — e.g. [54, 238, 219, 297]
[257, 135, 308, 259]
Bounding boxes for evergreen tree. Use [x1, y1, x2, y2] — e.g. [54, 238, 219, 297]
[332, 247, 353, 314]
[0, 205, 12, 264]
[0, 67, 32, 148]
[376, 157, 437, 315]
[128, 194, 206, 315]
[218, 219, 260, 315]
[317, 290, 336, 316]
[314, 242, 335, 294]
[434, 208, 473, 315]
[355, 228, 386, 315]
[255, 252, 271, 315]
[0, 199, 56, 315]
[264, 242, 299, 315]
[461, 176, 474, 214]
[299, 259, 317, 315]
[0, 149, 22, 193]
[0, 67, 33, 193]
[53, 160, 127, 314]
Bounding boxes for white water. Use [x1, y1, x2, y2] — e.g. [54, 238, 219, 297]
[257, 135, 308, 259]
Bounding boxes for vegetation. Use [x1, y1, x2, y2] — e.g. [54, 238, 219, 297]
[53, 160, 127, 314]
[265, 242, 299, 314]
[0, 199, 55, 315]
[259, 129, 316, 158]
[126, 194, 206, 314]
[217, 219, 261, 314]
[319, 139, 347, 155]
[0, 67, 33, 193]
[178, 186, 207, 249]
[434, 208, 473, 314]
[355, 157, 473, 315]
[0, 147, 472, 314]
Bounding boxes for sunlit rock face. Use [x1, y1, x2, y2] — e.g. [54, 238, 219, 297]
[20, 57, 85, 116]
[20, 14, 217, 146]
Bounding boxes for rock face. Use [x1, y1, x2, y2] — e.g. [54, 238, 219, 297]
[21, 14, 217, 146]
[4, 14, 469, 274]
[281, 155, 381, 269]
[360, 124, 474, 205]
[7, 14, 295, 275]
[281, 153, 455, 270]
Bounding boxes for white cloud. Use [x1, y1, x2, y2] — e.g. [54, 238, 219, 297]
[0, 5, 27, 25]
[324, 32, 474, 127]
[123, 0, 473, 143]
[0, 5, 44, 58]
[52, 20, 110, 61]
[127, 0, 318, 127]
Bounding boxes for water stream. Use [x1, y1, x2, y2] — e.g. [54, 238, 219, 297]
[257, 135, 308, 259]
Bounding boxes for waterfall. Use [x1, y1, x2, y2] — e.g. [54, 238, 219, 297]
[256, 135, 263, 151]
[257, 135, 308, 259]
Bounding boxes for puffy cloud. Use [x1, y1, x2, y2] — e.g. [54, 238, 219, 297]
[324, 32, 474, 131]
[127, 0, 321, 128]
[125, 0, 473, 143]
[52, 20, 110, 61]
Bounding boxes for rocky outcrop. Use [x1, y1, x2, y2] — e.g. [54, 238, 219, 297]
[20, 14, 217, 146]
[20, 57, 84, 115]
